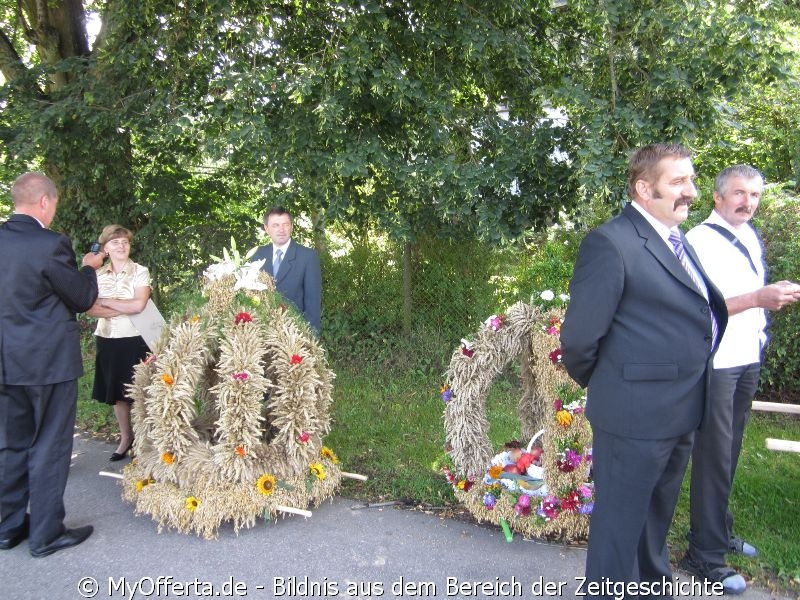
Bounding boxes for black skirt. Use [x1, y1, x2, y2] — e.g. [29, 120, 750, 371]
[92, 335, 149, 405]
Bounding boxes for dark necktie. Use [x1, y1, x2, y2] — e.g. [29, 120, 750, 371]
[273, 249, 283, 276]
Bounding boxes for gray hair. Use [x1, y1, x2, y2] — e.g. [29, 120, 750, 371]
[714, 165, 763, 197]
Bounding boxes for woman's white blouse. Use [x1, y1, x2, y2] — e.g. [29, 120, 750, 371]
[93, 260, 151, 339]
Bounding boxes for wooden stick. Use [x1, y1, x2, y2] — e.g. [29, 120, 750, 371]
[276, 505, 312, 518]
[765, 438, 800, 453]
[341, 471, 368, 481]
[752, 401, 800, 415]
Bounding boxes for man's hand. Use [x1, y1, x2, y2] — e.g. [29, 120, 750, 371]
[755, 281, 800, 311]
[81, 251, 106, 270]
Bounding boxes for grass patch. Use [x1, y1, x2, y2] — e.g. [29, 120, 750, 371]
[669, 412, 800, 594]
[76, 355, 115, 440]
[324, 366, 522, 505]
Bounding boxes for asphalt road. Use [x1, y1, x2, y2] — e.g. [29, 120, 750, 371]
[0, 435, 789, 600]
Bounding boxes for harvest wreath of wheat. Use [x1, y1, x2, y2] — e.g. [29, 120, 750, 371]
[441, 301, 594, 541]
[106, 251, 363, 538]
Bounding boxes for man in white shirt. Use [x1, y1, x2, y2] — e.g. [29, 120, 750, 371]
[681, 165, 800, 593]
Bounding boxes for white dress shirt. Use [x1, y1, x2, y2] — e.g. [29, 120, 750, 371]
[686, 210, 766, 368]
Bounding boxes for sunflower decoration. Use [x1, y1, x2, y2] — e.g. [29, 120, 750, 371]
[256, 474, 277, 496]
[309, 463, 326, 481]
[320, 446, 339, 464]
[119, 241, 359, 539]
[135, 478, 154, 492]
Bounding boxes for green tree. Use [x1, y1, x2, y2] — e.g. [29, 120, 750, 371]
[0, 0, 137, 237]
[549, 0, 792, 210]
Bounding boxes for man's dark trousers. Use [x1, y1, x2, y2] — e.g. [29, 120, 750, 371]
[0, 380, 78, 548]
[688, 363, 760, 566]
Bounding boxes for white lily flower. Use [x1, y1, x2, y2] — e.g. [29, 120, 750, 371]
[233, 259, 269, 291]
[204, 260, 237, 281]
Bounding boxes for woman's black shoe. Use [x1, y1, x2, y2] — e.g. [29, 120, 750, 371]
[109, 441, 133, 462]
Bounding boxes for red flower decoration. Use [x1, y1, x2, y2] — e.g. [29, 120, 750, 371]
[235, 312, 253, 325]
[290, 354, 303, 365]
[298, 432, 310, 443]
[540, 498, 560, 520]
[548, 348, 562, 364]
[462, 346, 474, 358]
[442, 466, 457, 484]
[561, 490, 581, 512]
[556, 458, 575, 473]
[231, 371, 250, 381]
[235, 445, 246, 457]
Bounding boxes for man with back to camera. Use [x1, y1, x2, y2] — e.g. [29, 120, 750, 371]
[560, 143, 728, 596]
[252, 207, 322, 334]
[680, 165, 800, 593]
[0, 172, 105, 557]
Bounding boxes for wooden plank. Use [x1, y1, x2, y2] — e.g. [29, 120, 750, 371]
[752, 401, 800, 415]
[765, 438, 800, 453]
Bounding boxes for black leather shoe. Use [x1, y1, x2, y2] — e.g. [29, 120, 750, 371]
[30, 525, 93, 558]
[0, 518, 29, 550]
[110, 440, 133, 462]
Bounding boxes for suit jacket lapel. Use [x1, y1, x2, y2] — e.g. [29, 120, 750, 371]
[275, 240, 295, 283]
[623, 205, 705, 298]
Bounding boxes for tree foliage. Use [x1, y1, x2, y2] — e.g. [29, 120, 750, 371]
[0, 0, 797, 269]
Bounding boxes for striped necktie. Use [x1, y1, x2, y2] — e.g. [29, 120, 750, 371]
[668, 231, 719, 346]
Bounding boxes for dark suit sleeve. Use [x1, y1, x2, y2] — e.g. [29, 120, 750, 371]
[304, 249, 322, 333]
[561, 229, 624, 388]
[45, 235, 98, 313]
[252, 245, 271, 273]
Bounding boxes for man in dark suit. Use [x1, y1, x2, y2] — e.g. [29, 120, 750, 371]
[0, 172, 105, 557]
[561, 144, 728, 594]
[252, 207, 322, 334]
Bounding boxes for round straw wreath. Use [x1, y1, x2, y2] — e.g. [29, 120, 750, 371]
[442, 300, 593, 541]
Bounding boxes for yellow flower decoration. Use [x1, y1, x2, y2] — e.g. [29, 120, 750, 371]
[135, 478, 153, 492]
[309, 463, 326, 480]
[190, 315, 201, 323]
[161, 373, 174, 386]
[320, 446, 339, 464]
[556, 410, 573, 427]
[161, 452, 175, 464]
[256, 474, 277, 496]
[185, 496, 200, 512]
[488, 464, 503, 479]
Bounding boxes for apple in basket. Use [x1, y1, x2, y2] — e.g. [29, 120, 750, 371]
[516, 452, 534, 471]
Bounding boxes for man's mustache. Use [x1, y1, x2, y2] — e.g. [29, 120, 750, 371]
[673, 196, 695, 209]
